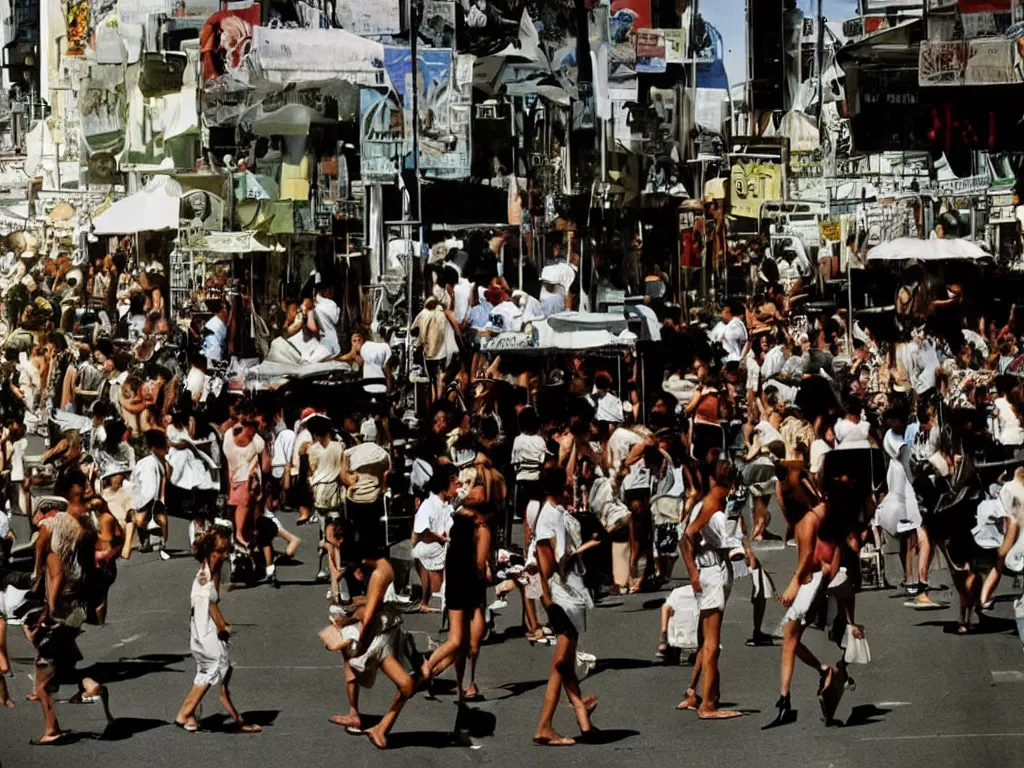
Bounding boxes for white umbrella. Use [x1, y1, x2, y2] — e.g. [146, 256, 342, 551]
[867, 237, 989, 262]
[91, 177, 181, 235]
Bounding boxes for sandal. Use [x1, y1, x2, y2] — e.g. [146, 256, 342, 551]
[533, 735, 576, 746]
[30, 732, 72, 746]
[174, 720, 200, 733]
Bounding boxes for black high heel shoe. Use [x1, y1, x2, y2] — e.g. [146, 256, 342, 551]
[762, 693, 792, 730]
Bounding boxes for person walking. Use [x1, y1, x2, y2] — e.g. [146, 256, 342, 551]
[174, 527, 262, 734]
[678, 460, 745, 719]
[420, 499, 493, 708]
[532, 467, 598, 746]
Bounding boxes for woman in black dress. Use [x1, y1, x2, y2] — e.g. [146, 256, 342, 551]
[420, 499, 492, 705]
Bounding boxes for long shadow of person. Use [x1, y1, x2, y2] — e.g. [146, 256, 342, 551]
[199, 709, 280, 732]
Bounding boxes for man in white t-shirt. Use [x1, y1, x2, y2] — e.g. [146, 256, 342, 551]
[709, 299, 748, 363]
[202, 299, 230, 362]
[315, 283, 341, 356]
[343, 330, 393, 395]
[411, 465, 458, 612]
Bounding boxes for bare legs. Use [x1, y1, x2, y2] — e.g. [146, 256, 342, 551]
[175, 668, 260, 733]
[363, 655, 414, 749]
[779, 619, 829, 697]
[534, 633, 593, 746]
[695, 609, 741, 719]
[752, 496, 770, 541]
[33, 663, 62, 743]
[417, 565, 442, 612]
[0, 619, 13, 709]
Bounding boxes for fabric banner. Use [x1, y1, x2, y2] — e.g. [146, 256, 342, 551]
[249, 27, 384, 84]
[729, 162, 782, 219]
[635, 28, 666, 73]
[383, 47, 471, 179]
[360, 89, 403, 184]
[336, 0, 401, 36]
[919, 41, 966, 86]
[200, 4, 260, 84]
[457, 0, 525, 57]
[420, 0, 457, 48]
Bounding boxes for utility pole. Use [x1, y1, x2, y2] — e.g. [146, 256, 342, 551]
[404, 0, 424, 372]
[815, 0, 824, 126]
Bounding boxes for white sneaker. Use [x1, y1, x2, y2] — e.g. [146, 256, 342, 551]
[159, 548, 171, 561]
[316, 570, 329, 582]
[265, 564, 276, 580]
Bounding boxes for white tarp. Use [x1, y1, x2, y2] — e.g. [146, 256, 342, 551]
[246, 360, 356, 381]
[248, 27, 384, 85]
[91, 176, 181, 235]
[480, 317, 635, 353]
[867, 237, 989, 262]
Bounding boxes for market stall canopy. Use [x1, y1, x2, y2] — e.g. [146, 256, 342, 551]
[91, 176, 181, 235]
[867, 237, 989, 262]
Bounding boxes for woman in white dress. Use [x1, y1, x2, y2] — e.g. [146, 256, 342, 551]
[174, 528, 261, 734]
[532, 467, 599, 747]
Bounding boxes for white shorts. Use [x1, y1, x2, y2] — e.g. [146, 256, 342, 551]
[781, 571, 825, 627]
[412, 540, 445, 572]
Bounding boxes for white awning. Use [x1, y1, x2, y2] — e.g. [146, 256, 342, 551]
[867, 237, 989, 262]
[91, 177, 181, 235]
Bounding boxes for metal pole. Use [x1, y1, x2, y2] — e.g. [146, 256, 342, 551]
[815, 0, 824, 124]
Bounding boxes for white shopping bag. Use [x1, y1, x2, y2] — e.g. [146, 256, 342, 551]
[843, 625, 871, 665]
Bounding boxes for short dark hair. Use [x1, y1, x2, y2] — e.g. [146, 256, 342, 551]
[428, 464, 458, 494]
[144, 429, 169, 451]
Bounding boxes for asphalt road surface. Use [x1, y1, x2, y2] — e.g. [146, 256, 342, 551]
[4, 508, 1024, 768]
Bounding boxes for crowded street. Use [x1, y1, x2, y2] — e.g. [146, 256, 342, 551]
[5, 511, 1024, 766]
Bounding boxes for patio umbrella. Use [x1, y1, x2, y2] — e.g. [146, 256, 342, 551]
[867, 237, 989, 262]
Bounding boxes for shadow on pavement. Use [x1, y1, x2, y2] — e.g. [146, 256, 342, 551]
[491, 679, 548, 700]
[100, 717, 168, 741]
[199, 709, 280, 731]
[842, 704, 890, 727]
[590, 657, 659, 676]
[916, 617, 1016, 634]
[576, 728, 639, 745]
[78, 653, 188, 686]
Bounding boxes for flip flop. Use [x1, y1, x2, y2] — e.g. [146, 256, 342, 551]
[533, 735, 576, 746]
[463, 692, 484, 703]
[328, 715, 362, 730]
[174, 720, 200, 733]
[29, 732, 71, 746]
[697, 710, 744, 720]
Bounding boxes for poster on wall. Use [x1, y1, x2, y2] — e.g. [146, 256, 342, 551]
[635, 28, 666, 73]
[457, 0, 525, 57]
[919, 41, 966, 86]
[337, 0, 401, 37]
[66, 0, 90, 57]
[966, 38, 1016, 83]
[360, 89, 403, 183]
[421, 0, 457, 48]
[383, 48, 471, 179]
[201, 4, 260, 83]
[609, 0, 649, 66]
[664, 28, 687, 64]
[729, 162, 782, 219]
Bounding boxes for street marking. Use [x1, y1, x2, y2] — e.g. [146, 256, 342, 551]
[859, 733, 1024, 742]
[991, 671, 1024, 684]
[877, 701, 912, 707]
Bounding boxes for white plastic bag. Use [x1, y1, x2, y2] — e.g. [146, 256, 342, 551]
[666, 586, 700, 651]
[843, 625, 871, 665]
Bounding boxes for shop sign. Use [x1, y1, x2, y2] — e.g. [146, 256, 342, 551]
[920, 41, 967, 86]
[729, 162, 783, 220]
[820, 221, 842, 241]
[938, 172, 992, 194]
[965, 38, 1017, 84]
